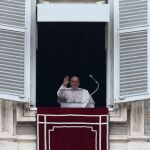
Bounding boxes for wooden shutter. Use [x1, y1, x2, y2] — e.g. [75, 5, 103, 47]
[114, 0, 150, 102]
[0, 0, 34, 102]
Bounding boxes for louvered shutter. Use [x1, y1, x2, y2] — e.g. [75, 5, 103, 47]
[0, 0, 34, 102]
[114, 0, 150, 102]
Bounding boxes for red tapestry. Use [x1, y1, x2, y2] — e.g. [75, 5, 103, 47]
[37, 108, 109, 150]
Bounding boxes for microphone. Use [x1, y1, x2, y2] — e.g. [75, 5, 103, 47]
[89, 74, 100, 96]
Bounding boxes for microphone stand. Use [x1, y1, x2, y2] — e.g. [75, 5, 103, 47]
[89, 74, 100, 96]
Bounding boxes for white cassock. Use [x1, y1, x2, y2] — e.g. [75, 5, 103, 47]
[57, 85, 95, 108]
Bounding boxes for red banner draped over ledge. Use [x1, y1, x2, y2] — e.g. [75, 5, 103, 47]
[37, 108, 109, 150]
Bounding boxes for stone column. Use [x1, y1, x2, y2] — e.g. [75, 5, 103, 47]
[130, 101, 144, 137]
[127, 101, 150, 150]
[0, 100, 17, 150]
[1, 101, 14, 136]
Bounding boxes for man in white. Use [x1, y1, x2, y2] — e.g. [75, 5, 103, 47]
[57, 76, 95, 108]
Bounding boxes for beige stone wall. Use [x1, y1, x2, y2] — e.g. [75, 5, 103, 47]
[109, 102, 150, 150]
[0, 100, 150, 150]
[0, 101, 36, 150]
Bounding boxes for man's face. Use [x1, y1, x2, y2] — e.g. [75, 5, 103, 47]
[70, 77, 80, 90]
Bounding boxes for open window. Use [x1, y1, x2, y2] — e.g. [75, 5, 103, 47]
[36, 3, 110, 107]
[36, 22, 107, 107]
[36, 0, 150, 106]
[0, 0, 36, 104]
[113, 0, 150, 103]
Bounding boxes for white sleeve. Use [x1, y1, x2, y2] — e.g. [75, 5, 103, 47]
[57, 84, 67, 97]
[87, 91, 95, 108]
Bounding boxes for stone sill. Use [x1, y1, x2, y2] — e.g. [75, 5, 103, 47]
[0, 135, 36, 142]
[110, 135, 128, 142]
[110, 135, 150, 142]
[17, 103, 128, 123]
[128, 136, 150, 142]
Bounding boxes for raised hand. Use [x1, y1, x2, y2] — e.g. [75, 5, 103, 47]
[63, 76, 70, 86]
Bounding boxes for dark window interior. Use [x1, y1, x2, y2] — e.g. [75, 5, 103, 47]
[36, 22, 106, 107]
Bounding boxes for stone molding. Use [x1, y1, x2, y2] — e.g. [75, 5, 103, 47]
[109, 104, 128, 122]
[16, 103, 37, 122]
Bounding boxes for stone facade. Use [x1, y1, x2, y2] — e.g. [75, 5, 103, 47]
[0, 0, 150, 150]
[0, 101, 36, 150]
[0, 101, 150, 150]
[110, 102, 150, 150]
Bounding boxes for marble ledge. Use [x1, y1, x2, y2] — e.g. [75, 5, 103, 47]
[110, 135, 150, 142]
[0, 135, 36, 142]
